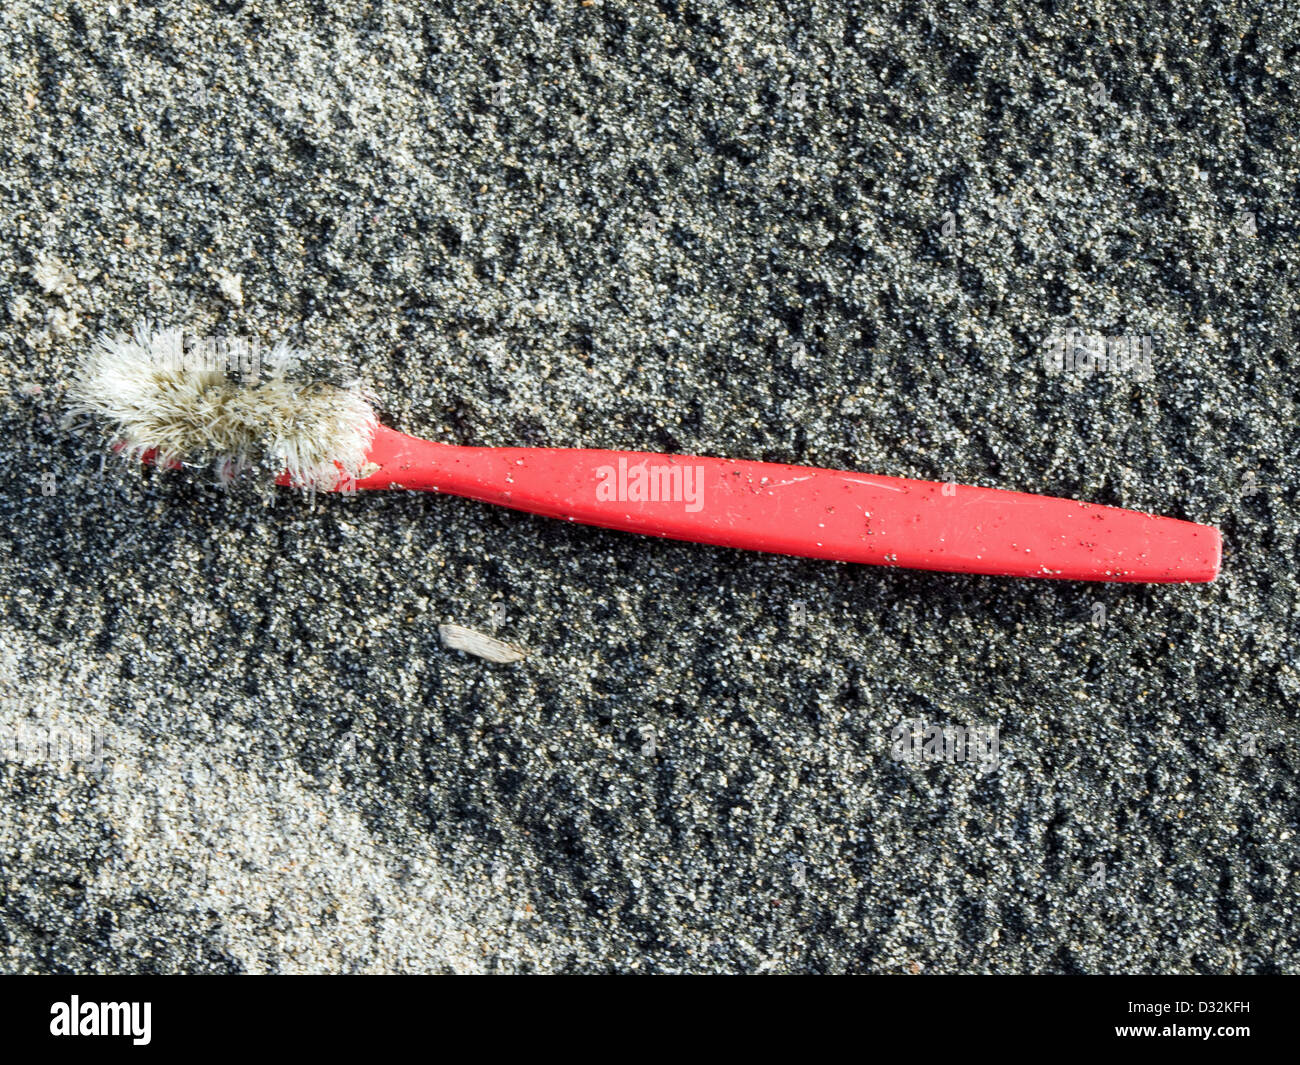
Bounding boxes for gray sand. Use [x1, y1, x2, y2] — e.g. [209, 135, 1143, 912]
[0, 1, 1296, 973]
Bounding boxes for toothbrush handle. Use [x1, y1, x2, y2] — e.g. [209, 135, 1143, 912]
[353, 425, 1219, 583]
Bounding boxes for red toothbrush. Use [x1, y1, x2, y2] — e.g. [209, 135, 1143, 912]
[313, 424, 1220, 583]
[72, 324, 1221, 584]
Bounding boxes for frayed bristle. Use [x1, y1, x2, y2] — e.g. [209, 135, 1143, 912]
[67, 321, 377, 489]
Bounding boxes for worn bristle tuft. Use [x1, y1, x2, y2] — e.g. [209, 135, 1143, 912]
[67, 321, 377, 489]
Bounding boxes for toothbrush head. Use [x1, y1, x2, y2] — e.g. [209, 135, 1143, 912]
[68, 321, 377, 489]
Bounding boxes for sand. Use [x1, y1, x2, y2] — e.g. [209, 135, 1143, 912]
[0, 0, 1295, 973]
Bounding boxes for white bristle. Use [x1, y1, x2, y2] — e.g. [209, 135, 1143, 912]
[67, 321, 377, 489]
